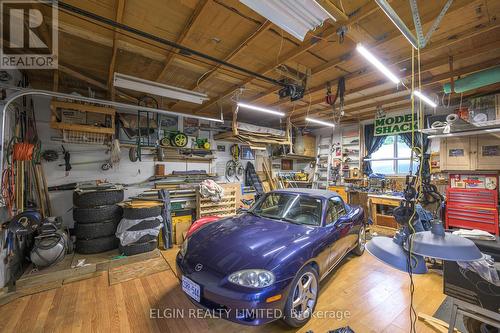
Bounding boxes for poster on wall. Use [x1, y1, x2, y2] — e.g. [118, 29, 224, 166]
[374, 112, 418, 136]
[159, 115, 178, 137]
[183, 118, 199, 135]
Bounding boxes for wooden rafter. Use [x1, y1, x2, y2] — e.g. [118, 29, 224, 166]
[156, 0, 211, 83]
[59, 64, 136, 102]
[107, 0, 126, 100]
[252, 0, 478, 108]
[193, 25, 337, 114]
[286, 23, 500, 118]
[165, 20, 272, 109]
[192, 1, 385, 115]
[190, 20, 272, 90]
[297, 57, 500, 123]
[291, 30, 500, 121]
[314, 0, 349, 22]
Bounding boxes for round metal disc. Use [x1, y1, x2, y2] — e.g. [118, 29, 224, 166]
[366, 236, 428, 274]
[405, 231, 483, 261]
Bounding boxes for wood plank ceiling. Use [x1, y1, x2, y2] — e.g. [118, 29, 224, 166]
[25, 0, 500, 126]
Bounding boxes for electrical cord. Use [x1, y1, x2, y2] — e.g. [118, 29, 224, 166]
[41, 149, 59, 162]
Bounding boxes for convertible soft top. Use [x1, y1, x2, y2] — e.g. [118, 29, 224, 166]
[272, 188, 341, 199]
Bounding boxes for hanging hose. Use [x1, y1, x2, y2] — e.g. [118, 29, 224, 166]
[12, 142, 34, 161]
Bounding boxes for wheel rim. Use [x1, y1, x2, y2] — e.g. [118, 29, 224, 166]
[358, 226, 366, 251]
[174, 134, 187, 147]
[291, 272, 317, 321]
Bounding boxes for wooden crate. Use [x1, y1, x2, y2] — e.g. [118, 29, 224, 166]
[196, 182, 240, 219]
[50, 101, 116, 144]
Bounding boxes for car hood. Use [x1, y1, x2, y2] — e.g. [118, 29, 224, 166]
[185, 213, 315, 275]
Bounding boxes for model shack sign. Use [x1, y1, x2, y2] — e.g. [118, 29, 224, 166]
[374, 113, 418, 136]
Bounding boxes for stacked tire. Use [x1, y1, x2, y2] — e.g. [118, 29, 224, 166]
[73, 188, 124, 254]
[117, 205, 162, 256]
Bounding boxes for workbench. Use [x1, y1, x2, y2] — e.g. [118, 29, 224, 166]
[368, 194, 403, 231]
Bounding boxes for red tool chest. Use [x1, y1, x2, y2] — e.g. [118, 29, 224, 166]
[445, 174, 499, 236]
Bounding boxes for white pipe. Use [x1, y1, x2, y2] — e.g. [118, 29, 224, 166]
[0, 88, 224, 174]
[427, 127, 500, 139]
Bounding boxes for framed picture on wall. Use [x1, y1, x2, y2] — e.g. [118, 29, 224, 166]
[183, 118, 199, 135]
[281, 159, 293, 170]
[217, 144, 226, 152]
[240, 145, 255, 160]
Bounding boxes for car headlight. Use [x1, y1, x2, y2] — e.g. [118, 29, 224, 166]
[180, 238, 188, 257]
[228, 269, 275, 288]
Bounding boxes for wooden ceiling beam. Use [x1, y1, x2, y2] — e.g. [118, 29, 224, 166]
[315, 0, 349, 22]
[191, 20, 272, 90]
[239, 2, 384, 105]
[288, 24, 500, 120]
[156, 0, 211, 83]
[107, 0, 126, 100]
[192, 25, 338, 114]
[255, 0, 485, 109]
[300, 58, 500, 123]
[59, 64, 136, 103]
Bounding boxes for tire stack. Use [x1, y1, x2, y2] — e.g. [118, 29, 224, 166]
[118, 205, 162, 256]
[73, 188, 124, 254]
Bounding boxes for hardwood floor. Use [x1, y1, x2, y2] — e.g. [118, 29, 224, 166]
[0, 249, 446, 333]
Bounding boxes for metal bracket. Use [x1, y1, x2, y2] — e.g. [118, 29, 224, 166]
[423, 0, 453, 48]
[410, 0, 453, 48]
[375, 0, 454, 49]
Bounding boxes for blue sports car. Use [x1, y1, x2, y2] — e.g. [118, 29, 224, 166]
[176, 188, 366, 327]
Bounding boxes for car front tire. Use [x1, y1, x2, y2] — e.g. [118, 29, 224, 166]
[352, 225, 366, 256]
[282, 265, 319, 328]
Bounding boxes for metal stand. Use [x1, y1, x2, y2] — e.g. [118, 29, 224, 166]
[448, 297, 500, 333]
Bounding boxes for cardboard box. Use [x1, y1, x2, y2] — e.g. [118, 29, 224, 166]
[174, 220, 191, 245]
[61, 109, 86, 124]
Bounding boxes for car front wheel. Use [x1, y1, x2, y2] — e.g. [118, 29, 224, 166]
[352, 225, 366, 256]
[282, 265, 319, 328]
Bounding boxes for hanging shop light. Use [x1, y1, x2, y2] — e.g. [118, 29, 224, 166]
[237, 102, 285, 117]
[406, 221, 484, 261]
[366, 176, 483, 275]
[239, 0, 336, 41]
[113, 73, 209, 104]
[305, 117, 336, 127]
[367, 228, 428, 274]
[413, 90, 437, 108]
[356, 44, 400, 84]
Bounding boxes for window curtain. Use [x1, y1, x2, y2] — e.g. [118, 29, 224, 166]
[363, 124, 387, 175]
[399, 131, 430, 178]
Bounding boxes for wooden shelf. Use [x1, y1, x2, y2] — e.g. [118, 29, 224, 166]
[196, 183, 240, 219]
[272, 154, 315, 161]
[50, 122, 115, 134]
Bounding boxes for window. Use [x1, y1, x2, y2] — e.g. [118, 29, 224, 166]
[371, 135, 418, 175]
[325, 197, 346, 225]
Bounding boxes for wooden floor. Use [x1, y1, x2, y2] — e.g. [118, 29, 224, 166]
[0, 248, 446, 333]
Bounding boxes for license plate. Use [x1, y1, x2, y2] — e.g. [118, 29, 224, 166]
[182, 275, 200, 302]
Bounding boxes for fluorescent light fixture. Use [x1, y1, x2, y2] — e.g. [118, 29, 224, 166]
[356, 44, 400, 84]
[413, 90, 437, 108]
[237, 102, 285, 117]
[305, 117, 335, 127]
[239, 0, 335, 41]
[114, 73, 209, 104]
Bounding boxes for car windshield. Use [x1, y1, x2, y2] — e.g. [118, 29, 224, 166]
[250, 193, 323, 226]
